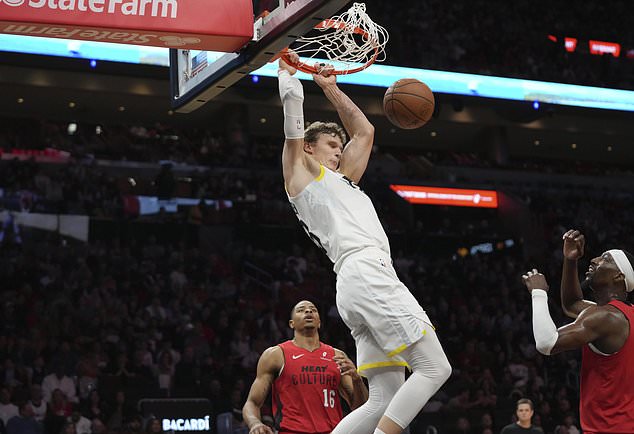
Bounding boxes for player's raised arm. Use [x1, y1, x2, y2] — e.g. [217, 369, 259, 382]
[334, 349, 368, 410]
[243, 346, 283, 434]
[522, 269, 625, 355]
[312, 66, 374, 184]
[279, 55, 320, 197]
[561, 229, 596, 318]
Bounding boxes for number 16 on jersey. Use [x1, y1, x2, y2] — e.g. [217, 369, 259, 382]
[323, 389, 336, 408]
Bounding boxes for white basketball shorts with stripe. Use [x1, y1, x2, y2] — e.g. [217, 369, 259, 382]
[335, 248, 433, 374]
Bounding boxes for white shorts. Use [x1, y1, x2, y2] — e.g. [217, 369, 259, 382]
[335, 248, 432, 374]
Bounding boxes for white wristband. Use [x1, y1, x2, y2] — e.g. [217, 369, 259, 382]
[531, 289, 558, 355]
[278, 69, 305, 139]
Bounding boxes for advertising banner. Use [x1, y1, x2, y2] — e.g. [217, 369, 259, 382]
[390, 185, 499, 208]
[139, 398, 213, 433]
[0, 0, 253, 50]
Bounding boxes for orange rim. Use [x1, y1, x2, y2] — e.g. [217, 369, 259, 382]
[279, 19, 379, 75]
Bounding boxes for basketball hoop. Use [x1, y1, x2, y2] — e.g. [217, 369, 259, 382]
[280, 3, 388, 75]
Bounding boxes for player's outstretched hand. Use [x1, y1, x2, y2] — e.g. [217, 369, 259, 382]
[562, 229, 585, 260]
[334, 354, 360, 381]
[249, 422, 274, 434]
[522, 268, 549, 293]
[279, 49, 299, 75]
[312, 62, 336, 88]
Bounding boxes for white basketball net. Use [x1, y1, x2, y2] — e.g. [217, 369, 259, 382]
[290, 2, 388, 73]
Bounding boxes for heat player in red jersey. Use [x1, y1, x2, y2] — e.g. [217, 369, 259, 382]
[243, 300, 368, 434]
[522, 229, 634, 434]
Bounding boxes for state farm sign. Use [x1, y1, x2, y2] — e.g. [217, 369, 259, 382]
[1, 0, 178, 17]
[0, 0, 253, 51]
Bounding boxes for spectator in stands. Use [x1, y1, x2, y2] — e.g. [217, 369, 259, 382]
[29, 357, 47, 388]
[50, 389, 74, 417]
[70, 410, 91, 434]
[44, 389, 72, 434]
[5, 402, 40, 434]
[106, 391, 134, 431]
[479, 412, 493, 433]
[41, 363, 77, 404]
[173, 346, 199, 397]
[81, 390, 108, 421]
[154, 351, 175, 397]
[450, 416, 472, 434]
[129, 350, 154, 390]
[126, 415, 143, 434]
[555, 414, 580, 434]
[144, 417, 163, 433]
[0, 388, 17, 427]
[500, 398, 542, 433]
[90, 418, 107, 434]
[60, 421, 76, 434]
[108, 353, 134, 381]
[28, 386, 47, 423]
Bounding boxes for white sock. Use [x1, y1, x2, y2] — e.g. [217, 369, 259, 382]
[373, 429, 387, 434]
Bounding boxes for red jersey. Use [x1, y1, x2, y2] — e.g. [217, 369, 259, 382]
[272, 340, 343, 434]
[580, 300, 634, 433]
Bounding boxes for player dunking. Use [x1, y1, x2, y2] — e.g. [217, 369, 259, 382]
[276, 52, 451, 434]
[243, 300, 368, 434]
[522, 229, 634, 433]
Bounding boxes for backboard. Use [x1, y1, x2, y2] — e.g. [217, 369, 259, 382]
[170, 0, 351, 113]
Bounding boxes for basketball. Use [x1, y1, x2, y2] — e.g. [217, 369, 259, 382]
[383, 78, 435, 129]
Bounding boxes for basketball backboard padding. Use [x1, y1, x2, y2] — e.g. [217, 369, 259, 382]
[0, 0, 254, 52]
[170, 0, 352, 113]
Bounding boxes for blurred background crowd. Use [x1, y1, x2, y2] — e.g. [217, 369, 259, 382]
[364, 0, 634, 90]
[257, 0, 634, 89]
[0, 113, 632, 434]
[1, 1, 634, 433]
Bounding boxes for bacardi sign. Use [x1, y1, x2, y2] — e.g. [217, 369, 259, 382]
[0, 0, 253, 51]
[139, 399, 212, 434]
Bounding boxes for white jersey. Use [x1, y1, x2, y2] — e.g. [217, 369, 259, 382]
[288, 165, 391, 273]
